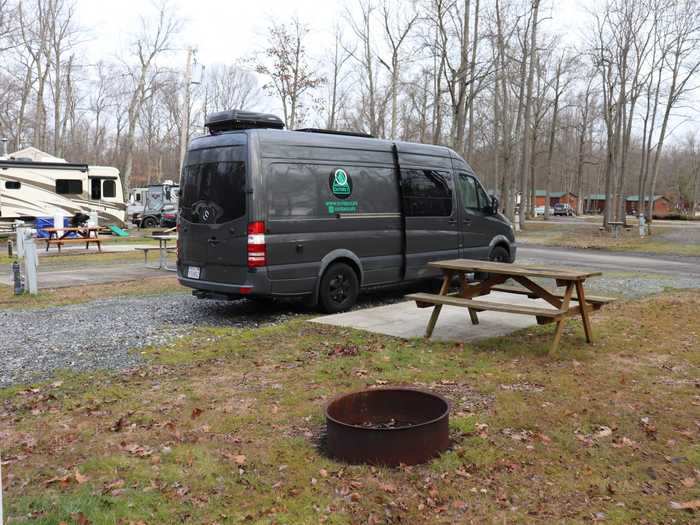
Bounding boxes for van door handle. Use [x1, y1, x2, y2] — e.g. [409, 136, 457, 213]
[296, 243, 304, 252]
[207, 237, 220, 246]
[447, 218, 457, 225]
[463, 219, 472, 225]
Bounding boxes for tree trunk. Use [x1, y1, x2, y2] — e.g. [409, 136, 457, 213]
[518, 0, 540, 230]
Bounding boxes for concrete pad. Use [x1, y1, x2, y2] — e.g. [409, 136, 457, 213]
[311, 292, 555, 342]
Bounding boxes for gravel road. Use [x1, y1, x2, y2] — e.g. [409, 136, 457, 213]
[0, 295, 303, 388]
[2, 246, 700, 388]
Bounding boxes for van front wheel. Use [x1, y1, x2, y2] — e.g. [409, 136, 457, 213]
[319, 263, 359, 313]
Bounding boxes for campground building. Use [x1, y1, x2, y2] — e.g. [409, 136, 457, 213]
[583, 194, 673, 217]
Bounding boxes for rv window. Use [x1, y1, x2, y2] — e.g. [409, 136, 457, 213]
[5, 181, 20, 190]
[103, 180, 116, 198]
[401, 169, 453, 217]
[181, 145, 246, 224]
[136, 194, 141, 202]
[56, 179, 83, 195]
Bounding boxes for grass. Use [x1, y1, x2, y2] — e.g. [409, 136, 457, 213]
[1, 290, 699, 523]
[519, 221, 700, 256]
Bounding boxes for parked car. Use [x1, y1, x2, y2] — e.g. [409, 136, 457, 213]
[177, 110, 517, 313]
[553, 203, 576, 216]
[160, 203, 178, 227]
[534, 206, 546, 216]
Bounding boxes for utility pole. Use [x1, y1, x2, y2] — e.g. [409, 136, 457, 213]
[179, 46, 195, 178]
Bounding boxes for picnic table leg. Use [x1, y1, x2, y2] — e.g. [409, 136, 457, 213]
[575, 281, 593, 343]
[425, 271, 452, 338]
[550, 282, 574, 354]
[467, 308, 479, 325]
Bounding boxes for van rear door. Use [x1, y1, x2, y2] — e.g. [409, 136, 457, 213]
[179, 141, 249, 285]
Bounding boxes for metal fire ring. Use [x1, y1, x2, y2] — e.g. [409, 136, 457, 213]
[325, 387, 450, 466]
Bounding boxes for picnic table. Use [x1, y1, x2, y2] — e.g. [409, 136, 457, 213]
[136, 234, 177, 271]
[42, 226, 102, 252]
[406, 259, 614, 353]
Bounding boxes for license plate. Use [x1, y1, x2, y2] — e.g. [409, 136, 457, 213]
[187, 266, 201, 279]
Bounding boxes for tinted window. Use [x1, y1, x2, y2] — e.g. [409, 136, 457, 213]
[401, 169, 452, 217]
[181, 146, 246, 224]
[5, 181, 20, 189]
[268, 163, 397, 218]
[457, 174, 478, 209]
[475, 181, 490, 210]
[268, 163, 320, 218]
[103, 180, 116, 198]
[56, 179, 83, 194]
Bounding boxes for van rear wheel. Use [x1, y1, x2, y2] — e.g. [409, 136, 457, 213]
[319, 262, 359, 313]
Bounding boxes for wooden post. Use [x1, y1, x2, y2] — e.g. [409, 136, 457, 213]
[550, 281, 574, 353]
[575, 280, 593, 343]
[425, 271, 452, 337]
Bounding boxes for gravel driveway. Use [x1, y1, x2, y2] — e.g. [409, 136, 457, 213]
[0, 295, 304, 388]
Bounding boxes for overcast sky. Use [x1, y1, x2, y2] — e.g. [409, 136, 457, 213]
[77, 0, 583, 71]
[74, 0, 696, 141]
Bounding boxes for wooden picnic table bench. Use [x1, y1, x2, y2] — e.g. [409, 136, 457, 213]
[42, 226, 102, 252]
[406, 259, 614, 353]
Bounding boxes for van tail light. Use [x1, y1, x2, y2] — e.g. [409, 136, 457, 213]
[247, 221, 267, 268]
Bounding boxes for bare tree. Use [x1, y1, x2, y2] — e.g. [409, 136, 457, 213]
[378, 0, 419, 138]
[121, 0, 180, 196]
[255, 18, 325, 129]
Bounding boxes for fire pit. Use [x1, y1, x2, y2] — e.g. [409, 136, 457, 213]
[325, 387, 450, 466]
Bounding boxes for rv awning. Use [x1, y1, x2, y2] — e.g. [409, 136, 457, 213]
[87, 174, 118, 180]
[0, 160, 88, 172]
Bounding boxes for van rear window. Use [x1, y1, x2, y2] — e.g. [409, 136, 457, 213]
[180, 146, 246, 224]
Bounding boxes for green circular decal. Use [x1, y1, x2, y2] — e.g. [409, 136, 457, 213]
[329, 168, 352, 198]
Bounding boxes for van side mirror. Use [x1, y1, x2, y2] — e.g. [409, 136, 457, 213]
[490, 196, 500, 215]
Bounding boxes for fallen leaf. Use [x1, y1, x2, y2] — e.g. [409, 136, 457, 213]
[594, 426, 613, 439]
[110, 416, 127, 432]
[379, 482, 397, 493]
[319, 468, 328, 478]
[233, 454, 246, 465]
[452, 500, 467, 510]
[74, 469, 89, 484]
[72, 512, 91, 525]
[670, 500, 700, 510]
[191, 407, 203, 419]
[44, 474, 71, 486]
[681, 477, 696, 488]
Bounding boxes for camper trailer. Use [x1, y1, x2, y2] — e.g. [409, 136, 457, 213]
[127, 181, 179, 227]
[0, 147, 126, 225]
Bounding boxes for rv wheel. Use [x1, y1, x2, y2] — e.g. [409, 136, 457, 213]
[319, 262, 359, 313]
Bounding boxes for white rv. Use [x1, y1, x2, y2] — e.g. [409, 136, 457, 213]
[0, 147, 126, 225]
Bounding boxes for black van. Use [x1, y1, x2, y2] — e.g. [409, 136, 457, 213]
[177, 110, 516, 312]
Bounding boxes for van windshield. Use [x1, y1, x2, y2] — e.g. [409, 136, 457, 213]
[180, 146, 246, 224]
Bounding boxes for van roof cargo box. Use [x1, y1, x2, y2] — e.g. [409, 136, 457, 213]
[205, 110, 285, 133]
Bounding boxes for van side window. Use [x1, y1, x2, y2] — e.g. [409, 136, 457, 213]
[5, 181, 20, 189]
[457, 174, 479, 210]
[269, 163, 320, 217]
[401, 169, 452, 217]
[103, 180, 116, 198]
[56, 179, 83, 194]
[475, 181, 491, 210]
